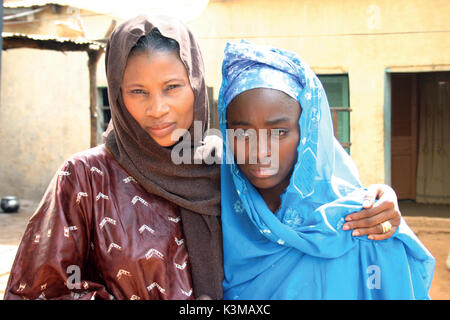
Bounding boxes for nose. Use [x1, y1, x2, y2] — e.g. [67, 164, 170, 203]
[145, 94, 170, 118]
[249, 131, 272, 165]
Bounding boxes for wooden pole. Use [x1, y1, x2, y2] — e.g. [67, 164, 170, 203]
[87, 19, 115, 147]
[0, 0, 4, 96]
[87, 48, 104, 148]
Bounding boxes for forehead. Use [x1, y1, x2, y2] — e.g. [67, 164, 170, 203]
[123, 50, 187, 81]
[226, 88, 301, 121]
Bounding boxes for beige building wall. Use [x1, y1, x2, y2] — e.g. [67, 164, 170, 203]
[1, 6, 114, 200]
[0, 48, 90, 200]
[188, 0, 450, 186]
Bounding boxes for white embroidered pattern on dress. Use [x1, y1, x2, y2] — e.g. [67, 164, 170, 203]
[145, 248, 164, 260]
[82, 281, 89, 290]
[90, 167, 104, 176]
[174, 237, 184, 246]
[64, 226, 78, 238]
[116, 269, 132, 280]
[147, 282, 165, 294]
[99, 217, 117, 229]
[37, 292, 46, 300]
[96, 192, 109, 201]
[76, 192, 88, 204]
[168, 216, 181, 223]
[107, 243, 122, 253]
[131, 195, 149, 206]
[17, 282, 26, 292]
[175, 262, 187, 270]
[123, 176, 137, 184]
[180, 289, 192, 297]
[139, 224, 155, 234]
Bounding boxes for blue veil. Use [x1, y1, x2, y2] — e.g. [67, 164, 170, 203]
[218, 41, 435, 300]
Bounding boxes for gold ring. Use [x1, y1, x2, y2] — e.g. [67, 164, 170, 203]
[381, 221, 392, 233]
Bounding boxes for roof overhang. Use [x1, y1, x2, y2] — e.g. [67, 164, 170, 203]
[2, 32, 104, 51]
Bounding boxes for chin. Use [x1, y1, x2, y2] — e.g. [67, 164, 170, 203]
[247, 176, 281, 190]
[151, 136, 178, 147]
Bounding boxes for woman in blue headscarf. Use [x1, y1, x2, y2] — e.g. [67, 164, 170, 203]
[218, 41, 435, 300]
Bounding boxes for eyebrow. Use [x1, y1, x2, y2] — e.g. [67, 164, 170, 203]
[264, 116, 291, 125]
[124, 78, 186, 88]
[123, 83, 145, 88]
[229, 120, 251, 126]
[163, 78, 186, 84]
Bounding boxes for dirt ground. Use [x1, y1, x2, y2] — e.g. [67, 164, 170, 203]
[0, 200, 449, 300]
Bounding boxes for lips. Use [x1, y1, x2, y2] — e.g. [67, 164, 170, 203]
[248, 166, 279, 178]
[146, 122, 177, 138]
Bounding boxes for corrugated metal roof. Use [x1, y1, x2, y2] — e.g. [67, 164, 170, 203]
[4, 1, 71, 8]
[4, 1, 210, 22]
[2, 32, 105, 51]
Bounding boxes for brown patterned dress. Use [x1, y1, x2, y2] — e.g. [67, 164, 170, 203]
[4, 145, 194, 300]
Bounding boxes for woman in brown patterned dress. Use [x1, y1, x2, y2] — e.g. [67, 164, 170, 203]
[4, 15, 402, 300]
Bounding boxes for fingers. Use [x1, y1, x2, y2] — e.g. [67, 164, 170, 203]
[346, 216, 400, 241]
[348, 217, 399, 237]
[343, 201, 400, 230]
[340, 185, 402, 241]
[367, 226, 397, 241]
[361, 184, 382, 209]
[343, 205, 392, 232]
[345, 185, 398, 222]
[345, 198, 393, 224]
[342, 188, 402, 241]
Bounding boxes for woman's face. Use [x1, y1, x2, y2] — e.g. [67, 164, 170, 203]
[122, 49, 195, 147]
[226, 88, 301, 190]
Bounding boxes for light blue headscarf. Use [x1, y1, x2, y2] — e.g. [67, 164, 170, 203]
[218, 41, 435, 300]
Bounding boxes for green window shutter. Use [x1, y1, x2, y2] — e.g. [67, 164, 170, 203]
[317, 74, 351, 154]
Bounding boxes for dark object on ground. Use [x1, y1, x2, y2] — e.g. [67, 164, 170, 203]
[1, 196, 20, 213]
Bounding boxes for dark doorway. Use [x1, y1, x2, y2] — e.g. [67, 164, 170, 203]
[391, 73, 419, 200]
[391, 72, 450, 203]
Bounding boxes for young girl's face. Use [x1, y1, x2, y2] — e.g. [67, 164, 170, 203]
[122, 49, 195, 147]
[226, 88, 301, 190]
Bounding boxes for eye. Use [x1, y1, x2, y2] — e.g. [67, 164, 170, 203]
[130, 89, 148, 95]
[166, 84, 182, 91]
[271, 129, 288, 137]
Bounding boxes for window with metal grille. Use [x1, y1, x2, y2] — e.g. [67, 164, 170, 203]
[317, 74, 351, 154]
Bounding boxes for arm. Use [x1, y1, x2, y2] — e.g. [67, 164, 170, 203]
[342, 184, 402, 240]
[4, 160, 112, 300]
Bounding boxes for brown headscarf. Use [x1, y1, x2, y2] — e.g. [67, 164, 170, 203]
[104, 15, 223, 299]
